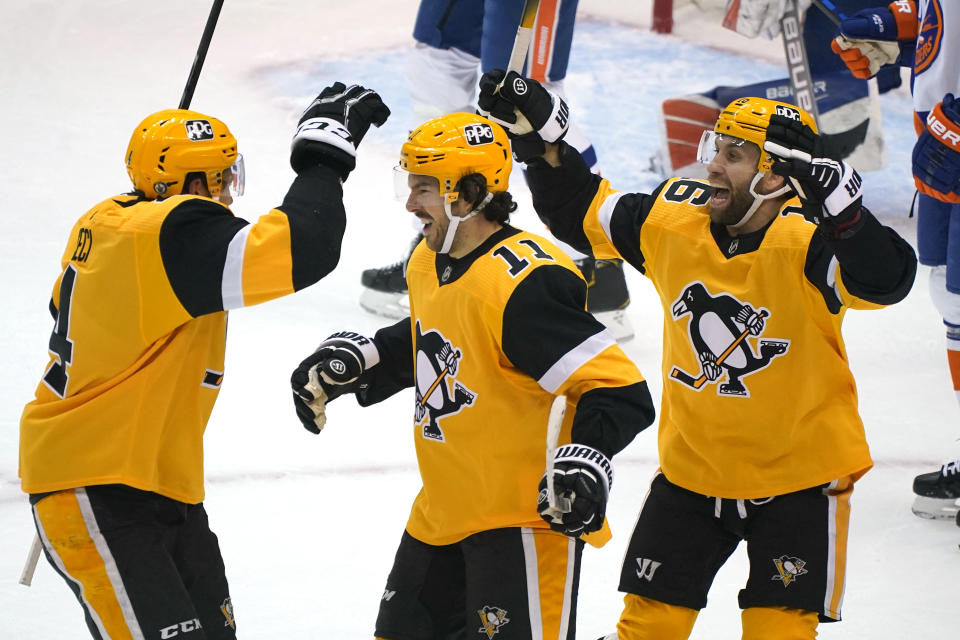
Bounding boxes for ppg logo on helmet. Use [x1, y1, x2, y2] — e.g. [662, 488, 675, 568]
[774, 105, 802, 122]
[185, 119, 215, 141]
[463, 123, 495, 146]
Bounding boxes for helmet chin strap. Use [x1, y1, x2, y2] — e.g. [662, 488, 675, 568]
[729, 172, 791, 230]
[438, 192, 495, 254]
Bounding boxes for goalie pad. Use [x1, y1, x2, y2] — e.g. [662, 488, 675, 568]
[654, 71, 886, 178]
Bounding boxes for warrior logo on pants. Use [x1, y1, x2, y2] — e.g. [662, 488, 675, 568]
[669, 282, 789, 397]
[414, 322, 476, 442]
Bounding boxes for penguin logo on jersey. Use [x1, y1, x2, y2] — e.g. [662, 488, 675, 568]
[771, 555, 808, 587]
[415, 322, 477, 442]
[669, 282, 789, 397]
[477, 606, 510, 638]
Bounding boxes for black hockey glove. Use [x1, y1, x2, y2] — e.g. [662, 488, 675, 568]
[291, 83, 391, 180]
[537, 444, 613, 537]
[290, 331, 380, 434]
[764, 114, 865, 239]
[477, 69, 569, 162]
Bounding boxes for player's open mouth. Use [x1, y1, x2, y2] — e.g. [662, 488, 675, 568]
[710, 187, 730, 207]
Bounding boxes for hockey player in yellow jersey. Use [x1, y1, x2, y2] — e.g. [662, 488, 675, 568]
[19, 83, 389, 639]
[479, 72, 917, 639]
[290, 112, 656, 639]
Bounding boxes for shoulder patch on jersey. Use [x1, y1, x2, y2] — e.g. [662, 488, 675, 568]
[915, 0, 943, 75]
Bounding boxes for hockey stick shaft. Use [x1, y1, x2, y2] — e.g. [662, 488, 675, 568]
[780, 0, 821, 125]
[543, 394, 571, 516]
[19, 533, 42, 587]
[810, 0, 846, 25]
[507, 0, 541, 73]
[179, 0, 225, 109]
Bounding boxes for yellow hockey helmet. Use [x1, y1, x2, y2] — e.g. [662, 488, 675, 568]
[125, 109, 239, 199]
[398, 112, 512, 200]
[709, 97, 819, 172]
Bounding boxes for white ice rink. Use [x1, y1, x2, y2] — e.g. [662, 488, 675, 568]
[0, 1, 956, 637]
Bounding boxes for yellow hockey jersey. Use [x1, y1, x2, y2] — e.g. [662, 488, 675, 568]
[21, 166, 346, 503]
[360, 226, 654, 545]
[528, 150, 916, 499]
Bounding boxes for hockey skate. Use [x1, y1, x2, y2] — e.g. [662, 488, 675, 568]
[577, 258, 634, 343]
[911, 459, 960, 520]
[358, 235, 421, 320]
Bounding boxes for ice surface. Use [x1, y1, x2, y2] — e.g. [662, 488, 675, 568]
[0, 1, 955, 637]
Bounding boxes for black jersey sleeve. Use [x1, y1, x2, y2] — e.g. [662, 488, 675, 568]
[804, 206, 917, 311]
[525, 142, 603, 256]
[158, 198, 246, 316]
[526, 142, 660, 274]
[356, 317, 415, 406]
[602, 188, 665, 275]
[570, 382, 656, 458]
[278, 164, 347, 291]
[501, 264, 655, 457]
[159, 164, 346, 317]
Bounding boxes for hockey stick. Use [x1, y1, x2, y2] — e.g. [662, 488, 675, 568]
[178, 0, 225, 109]
[669, 310, 768, 389]
[780, 0, 821, 125]
[542, 394, 572, 519]
[19, 534, 42, 587]
[507, 0, 541, 74]
[810, 0, 845, 24]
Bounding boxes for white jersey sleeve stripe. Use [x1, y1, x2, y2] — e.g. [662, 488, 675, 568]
[596, 191, 624, 247]
[222, 224, 251, 310]
[538, 329, 616, 394]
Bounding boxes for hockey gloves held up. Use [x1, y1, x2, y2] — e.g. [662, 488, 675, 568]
[290, 331, 380, 434]
[764, 114, 865, 238]
[291, 83, 391, 180]
[538, 444, 613, 538]
[913, 94, 960, 203]
[830, 1, 918, 79]
[477, 69, 569, 163]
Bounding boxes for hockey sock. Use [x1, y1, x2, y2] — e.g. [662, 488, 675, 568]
[741, 607, 819, 640]
[947, 322, 960, 409]
[616, 594, 698, 640]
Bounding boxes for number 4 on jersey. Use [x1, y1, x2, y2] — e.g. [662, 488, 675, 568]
[43, 264, 77, 398]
